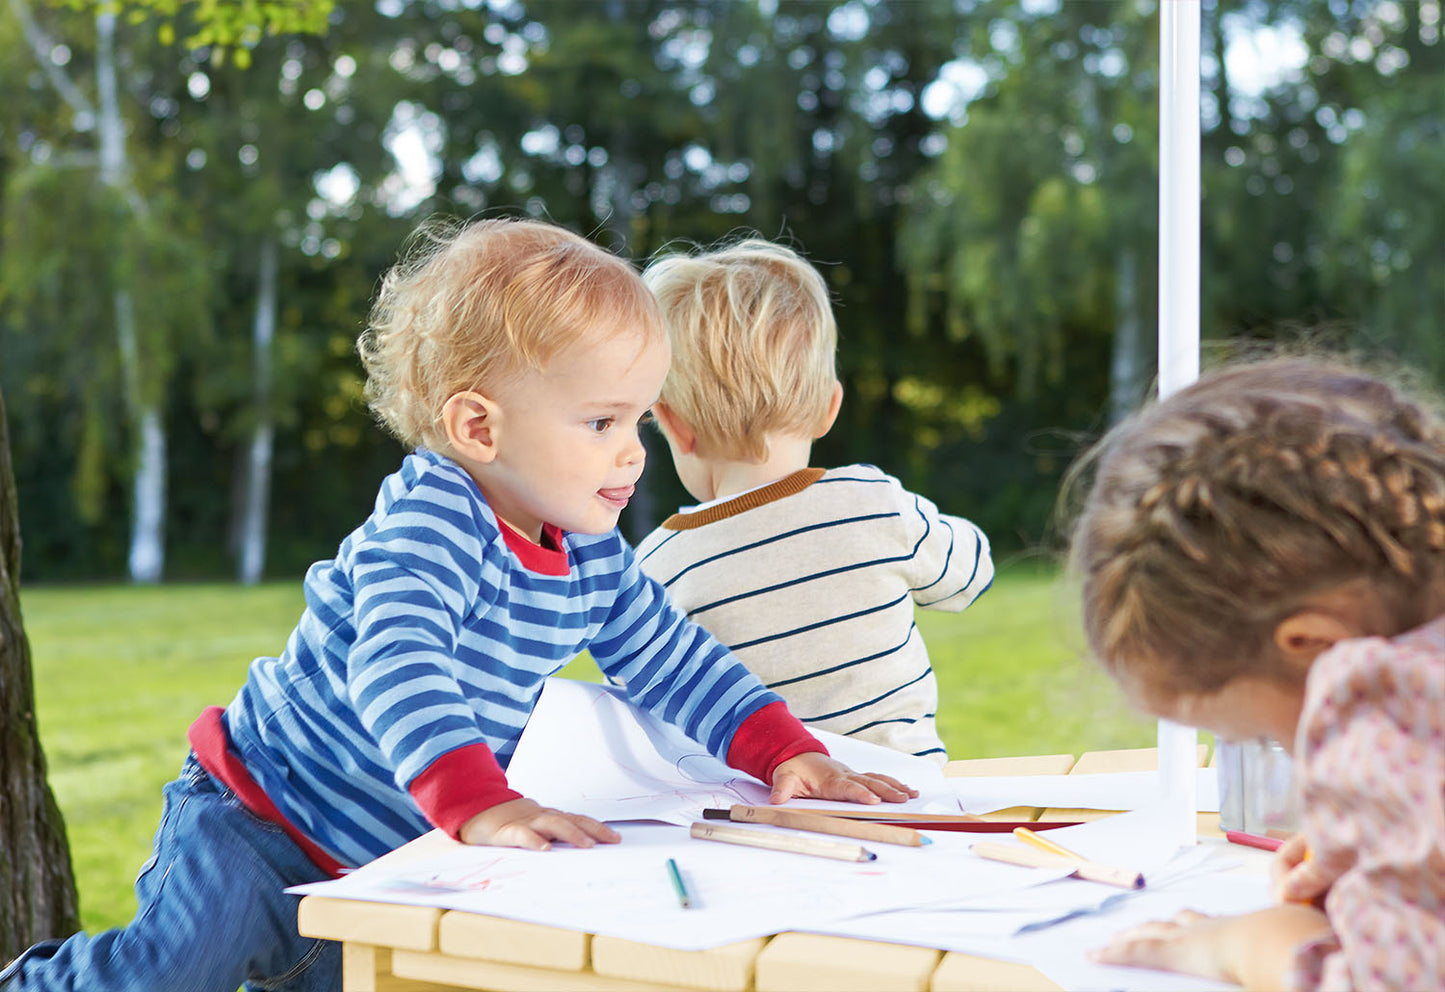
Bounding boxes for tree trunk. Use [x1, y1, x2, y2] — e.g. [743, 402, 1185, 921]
[1109, 246, 1148, 425]
[97, 8, 167, 583]
[0, 387, 81, 961]
[239, 239, 278, 585]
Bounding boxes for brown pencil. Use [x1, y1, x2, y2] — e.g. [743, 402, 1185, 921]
[726, 805, 929, 847]
[720, 805, 987, 824]
[690, 821, 877, 862]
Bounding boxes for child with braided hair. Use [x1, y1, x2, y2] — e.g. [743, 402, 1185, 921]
[1066, 357, 1444, 991]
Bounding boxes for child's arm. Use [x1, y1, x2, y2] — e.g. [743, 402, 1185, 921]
[897, 485, 994, 612]
[1089, 905, 1333, 990]
[593, 553, 916, 804]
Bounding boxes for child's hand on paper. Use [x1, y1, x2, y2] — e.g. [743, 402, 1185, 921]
[1089, 909, 1239, 982]
[769, 752, 917, 805]
[1271, 832, 1331, 907]
[1089, 905, 1332, 987]
[459, 797, 621, 851]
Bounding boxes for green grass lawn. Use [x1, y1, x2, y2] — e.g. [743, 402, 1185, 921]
[21, 563, 1154, 933]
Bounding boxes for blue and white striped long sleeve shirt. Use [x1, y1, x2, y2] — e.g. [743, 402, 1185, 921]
[214, 450, 787, 867]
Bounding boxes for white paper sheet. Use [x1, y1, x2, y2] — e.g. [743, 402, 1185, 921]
[502, 677, 962, 823]
[288, 822, 1074, 951]
[950, 769, 1220, 813]
[807, 846, 1271, 991]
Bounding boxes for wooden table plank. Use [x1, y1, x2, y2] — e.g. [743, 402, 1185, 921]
[1037, 745, 1210, 822]
[438, 912, 588, 970]
[298, 897, 439, 951]
[756, 933, 941, 992]
[390, 949, 681, 991]
[591, 935, 765, 991]
[943, 753, 1076, 821]
[931, 951, 1063, 992]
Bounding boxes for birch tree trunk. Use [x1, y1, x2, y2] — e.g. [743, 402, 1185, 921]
[1109, 246, 1148, 425]
[238, 239, 278, 585]
[0, 388, 81, 960]
[96, 8, 166, 583]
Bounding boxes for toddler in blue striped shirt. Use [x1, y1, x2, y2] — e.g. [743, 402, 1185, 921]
[2, 219, 913, 992]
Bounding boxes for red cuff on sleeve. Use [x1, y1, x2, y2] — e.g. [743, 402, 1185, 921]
[407, 743, 523, 839]
[725, 701, 828, 784]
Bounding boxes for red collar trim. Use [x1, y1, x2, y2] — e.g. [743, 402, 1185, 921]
[496, 517, 570, 575]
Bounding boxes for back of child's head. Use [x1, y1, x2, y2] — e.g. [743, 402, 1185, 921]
[360, 217, 662, 452]
[643, 238, 838, 461]
[1068, 356, 1445, 694]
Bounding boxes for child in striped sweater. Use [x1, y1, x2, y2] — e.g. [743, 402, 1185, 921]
[2, 219, 913, 992]
[635, 239, 994, 765]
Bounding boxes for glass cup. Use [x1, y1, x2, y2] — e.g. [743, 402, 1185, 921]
[1216, 737, 1298, 834]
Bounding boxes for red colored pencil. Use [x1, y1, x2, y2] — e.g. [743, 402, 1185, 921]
[1224, 829, 1283, 852]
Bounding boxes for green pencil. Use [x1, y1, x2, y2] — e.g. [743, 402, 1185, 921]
[666, 857, 693, 909]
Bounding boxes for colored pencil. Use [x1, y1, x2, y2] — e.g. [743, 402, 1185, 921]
[970, 840, 1146, 890]
[689, 821, 877, 862]
[724, 805, 929, 847]
[1224, 830, 1283, 853]
[699, 810, 1082, 832]
[705, 805, 987, 823]
[1013, 825, 1085, 861]
[665, 857, 693, 908]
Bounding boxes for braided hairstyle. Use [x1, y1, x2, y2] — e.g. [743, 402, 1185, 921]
[1068, 357, 1445, 693]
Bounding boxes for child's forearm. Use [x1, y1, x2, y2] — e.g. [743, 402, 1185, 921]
[1219, 904, 1333, 991]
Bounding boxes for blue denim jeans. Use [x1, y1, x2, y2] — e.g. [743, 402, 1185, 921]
[1, 754, 340, 991]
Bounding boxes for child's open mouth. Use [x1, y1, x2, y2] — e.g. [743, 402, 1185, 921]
[597, 485, 634, 508]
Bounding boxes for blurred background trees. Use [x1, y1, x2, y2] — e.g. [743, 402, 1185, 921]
[1, 0, 1440, 584]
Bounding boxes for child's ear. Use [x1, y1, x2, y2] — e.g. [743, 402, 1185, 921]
[1272, 610, 1359, 672]
[652, 402, 697, 455]
[441, 391, 501, 463]
[815, 382, 844, 438]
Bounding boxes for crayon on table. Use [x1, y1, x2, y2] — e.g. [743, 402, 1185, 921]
[689, 821, 877, 862]
[1224, 830, 1283, 852]
[665, 857, 693, 909]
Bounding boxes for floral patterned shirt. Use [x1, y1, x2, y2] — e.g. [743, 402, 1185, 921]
[1289, 615, 1445, 991]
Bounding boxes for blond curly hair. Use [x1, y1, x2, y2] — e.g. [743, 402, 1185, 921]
[359, 217, 662, 452]
[1067, 356, 1445, 692]
[642, 238, 838, 461]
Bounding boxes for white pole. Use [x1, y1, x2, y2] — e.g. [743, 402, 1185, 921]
[1157, 0, 1201, 847]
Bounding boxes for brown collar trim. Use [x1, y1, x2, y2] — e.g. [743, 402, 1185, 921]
[661, 468, 827, 531]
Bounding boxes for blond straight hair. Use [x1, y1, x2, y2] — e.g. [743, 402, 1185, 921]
[643, 238, 838, 461]
[359, 217, 662, 452]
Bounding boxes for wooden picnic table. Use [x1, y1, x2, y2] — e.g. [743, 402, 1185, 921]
[298, 745, 1227, 992]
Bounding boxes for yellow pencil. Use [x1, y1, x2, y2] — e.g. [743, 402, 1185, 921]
[971, 841, 1145, 890]
[1012, 825, 1085, 861]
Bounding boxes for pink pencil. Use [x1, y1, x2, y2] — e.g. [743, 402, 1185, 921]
[1224, 830, 1283, 852]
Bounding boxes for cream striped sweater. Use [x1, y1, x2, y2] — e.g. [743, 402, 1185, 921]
[634, 465, 993, 763]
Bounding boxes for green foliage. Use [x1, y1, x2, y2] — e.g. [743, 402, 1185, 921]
[55, 0, 334, 66]
[2, 0, 1441, 579]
